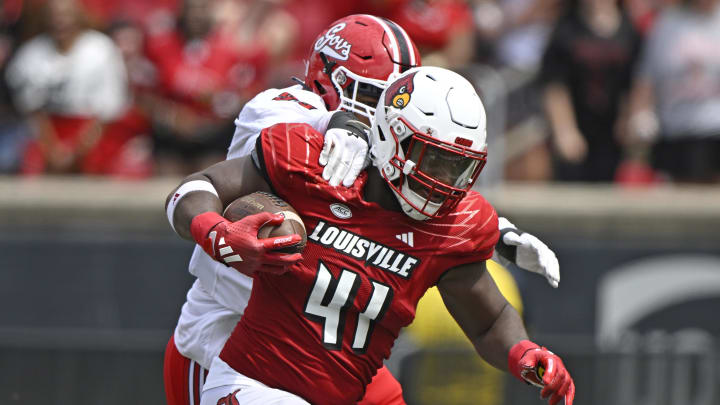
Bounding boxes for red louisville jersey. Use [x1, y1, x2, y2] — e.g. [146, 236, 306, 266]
[220, 123, 499, 405]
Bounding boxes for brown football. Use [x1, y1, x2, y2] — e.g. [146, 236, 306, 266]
[223, 191, 306, 254]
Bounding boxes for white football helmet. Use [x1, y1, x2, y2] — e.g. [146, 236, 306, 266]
[370, 66, 488, 220]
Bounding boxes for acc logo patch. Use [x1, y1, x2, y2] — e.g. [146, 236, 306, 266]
[385, 71, 417, 109]
[329, 203, 352, 219]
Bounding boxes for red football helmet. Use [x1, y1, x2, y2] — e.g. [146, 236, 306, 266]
[304, 14, 421, 122]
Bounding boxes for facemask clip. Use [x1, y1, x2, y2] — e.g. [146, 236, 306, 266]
[403, 160, 416, 175]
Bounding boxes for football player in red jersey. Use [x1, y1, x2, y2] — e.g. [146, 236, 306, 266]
[163, 14, 560, 405]
[163, 15, 420, 405]
[166, 67, 575, 405]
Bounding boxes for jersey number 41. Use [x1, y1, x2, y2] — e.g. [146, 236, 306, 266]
[303, 261, 394, 353]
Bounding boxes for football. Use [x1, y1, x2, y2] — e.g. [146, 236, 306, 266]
[223, 191, 307, 254]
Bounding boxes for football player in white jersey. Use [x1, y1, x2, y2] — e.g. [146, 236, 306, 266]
[164, 14, 560, 405]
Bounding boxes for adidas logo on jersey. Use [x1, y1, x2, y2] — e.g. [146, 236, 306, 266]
[395, 232, 414, 247]
[308, 221, 420, 279]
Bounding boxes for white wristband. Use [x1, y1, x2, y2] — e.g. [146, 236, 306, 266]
[166, 180, 219, 232]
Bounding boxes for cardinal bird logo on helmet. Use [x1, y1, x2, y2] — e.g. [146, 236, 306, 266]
[385, 71, 417, 109]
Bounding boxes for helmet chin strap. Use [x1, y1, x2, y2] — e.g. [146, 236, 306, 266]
[392, 176, 442, 221]
[393, 187, 430, 221]
[291, 76, 311, 91]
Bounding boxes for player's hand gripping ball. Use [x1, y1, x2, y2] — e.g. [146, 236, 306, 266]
[223, 191, 307, 254]
[190, 192, 306, 277]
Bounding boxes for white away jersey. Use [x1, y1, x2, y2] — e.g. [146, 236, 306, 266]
[227, 85, 333, 158]
[176, 85, 333, 368]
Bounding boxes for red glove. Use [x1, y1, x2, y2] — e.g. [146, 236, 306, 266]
[190, 211, 303, 277]
[509, 340, 575, 405]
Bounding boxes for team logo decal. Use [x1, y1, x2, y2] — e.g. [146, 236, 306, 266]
[329, 203, 352, 219]
[314, 23, 352, 61]
[385, 71, 417, 109]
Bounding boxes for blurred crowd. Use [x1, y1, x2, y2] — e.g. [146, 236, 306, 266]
[0, 0, 718, 183]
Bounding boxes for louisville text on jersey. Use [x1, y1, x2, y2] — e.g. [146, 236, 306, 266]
[308, 221, 420, 279]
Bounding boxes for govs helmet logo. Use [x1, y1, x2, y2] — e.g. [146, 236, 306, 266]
[314, 23, 352, 61]
[385, 71, 417, 109]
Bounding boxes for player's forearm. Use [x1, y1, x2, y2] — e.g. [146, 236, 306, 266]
[165, 174, 224, 240]
[470, 303, 529, 372]
[165, 155, 273, 240]
[438, 263, 531, 371]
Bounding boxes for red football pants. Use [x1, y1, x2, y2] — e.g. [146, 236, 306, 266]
[163, 335, 405, 405]
[164, 335, 208, 405]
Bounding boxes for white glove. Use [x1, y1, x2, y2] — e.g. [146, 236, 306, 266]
[497, 217, 560, 288]
[318, 127, 369, 187]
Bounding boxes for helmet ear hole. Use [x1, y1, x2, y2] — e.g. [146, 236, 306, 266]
[314, 80, 326, 95]
[377, 126, 387, 142]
